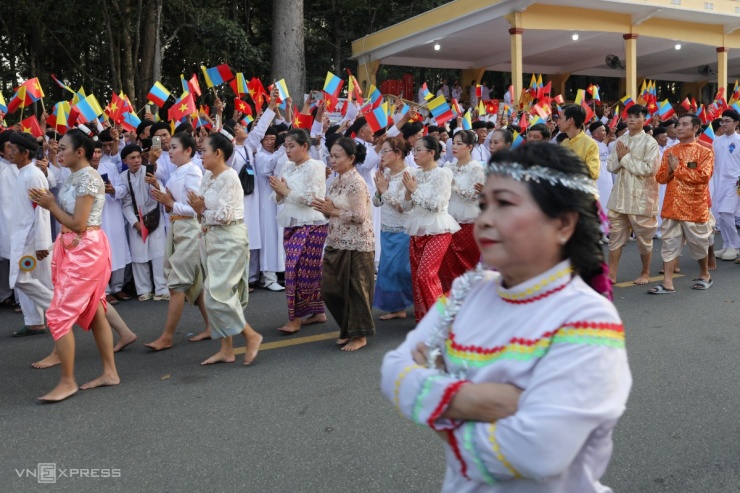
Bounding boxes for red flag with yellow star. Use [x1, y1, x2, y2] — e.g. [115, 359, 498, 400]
[292, 106, 314, 129]
[234, 98, 253, 116]
[20, 115, 43, 138]
[168, 93, 196, 121]
[106, 92, 127, 124]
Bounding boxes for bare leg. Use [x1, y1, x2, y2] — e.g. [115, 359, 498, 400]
[277, 317, 302, 334]
[38, 332, 78, 402]
[380, 310, 407, 321]
[608, 247, 622, 284]
[242, 322, 263, 365]
[662, 258, 677, 291]
[633, 252, 652, 285]
[144, 290, 185, 351]
[697, 256, 710, 281]
[201, 337, 236, 365]
[708, 245, 717, 271]
[108, 305, 137, 352]
[341, 336, 368, 352]
[81, 303, 120, 390]
[301, 313, 327, 325]
[188, 292, 212, 342]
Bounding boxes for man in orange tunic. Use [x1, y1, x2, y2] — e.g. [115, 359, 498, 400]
[650, 114, 714, 294]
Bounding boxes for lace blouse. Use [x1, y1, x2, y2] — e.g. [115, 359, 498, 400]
[401, 166, 460, 236]
[58, 166, 105, 227]
[445, 159, 485, 224]
[199, 169, 244, 226]
[273, 158, 328, 228]
[326, 167, 374, 252]
[372, 167, 411, 233]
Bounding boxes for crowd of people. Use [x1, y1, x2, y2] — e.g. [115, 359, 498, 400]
[1, 72, 739, 491]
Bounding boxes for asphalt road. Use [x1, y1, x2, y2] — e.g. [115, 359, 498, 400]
[0, 240, 738, 493]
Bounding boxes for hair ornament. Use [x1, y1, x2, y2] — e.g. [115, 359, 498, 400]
[485, 161, 599, 197]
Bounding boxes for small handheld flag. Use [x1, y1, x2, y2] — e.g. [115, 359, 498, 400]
[147, 82, 171, 108]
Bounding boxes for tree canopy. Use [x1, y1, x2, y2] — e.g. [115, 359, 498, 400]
[0, 0, 450, 109]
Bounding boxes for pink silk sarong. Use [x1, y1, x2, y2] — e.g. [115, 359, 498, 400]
[47, 229, 111, 341]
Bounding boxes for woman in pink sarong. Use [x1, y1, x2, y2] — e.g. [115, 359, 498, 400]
[29, 129, 119, 403]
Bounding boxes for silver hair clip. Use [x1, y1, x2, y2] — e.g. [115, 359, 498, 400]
[486, 161, 599, 197]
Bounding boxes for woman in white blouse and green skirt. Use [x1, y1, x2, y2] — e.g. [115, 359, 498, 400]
[187, 132, 263, 366]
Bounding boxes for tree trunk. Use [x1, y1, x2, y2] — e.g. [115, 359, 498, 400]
[102, 0, 121, 92]
[138, 0, 158, 106]
[332, 0, 341, 73]
[152, 0, 163, 84]
[271, 0, 305, 101]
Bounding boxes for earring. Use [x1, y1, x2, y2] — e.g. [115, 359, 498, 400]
[560, 237, 568, 245]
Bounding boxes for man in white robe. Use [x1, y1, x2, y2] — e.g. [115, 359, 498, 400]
[120, 145, 168, 301]
[92, 142, 132, 299]
[7, 132, 54, 335]
[0, 130, 19, 304]
[712, 109, 740, 261]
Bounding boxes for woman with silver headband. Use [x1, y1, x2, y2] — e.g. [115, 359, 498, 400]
[382, 143, 631, 493]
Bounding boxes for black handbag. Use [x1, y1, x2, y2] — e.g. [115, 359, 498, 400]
[238, 162, 255, 196]
[127, 171, 161, 231]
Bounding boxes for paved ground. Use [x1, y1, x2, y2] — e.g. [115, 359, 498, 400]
[0, 241, 739, 492]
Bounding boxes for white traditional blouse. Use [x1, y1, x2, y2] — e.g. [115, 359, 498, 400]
[381, 260, 632, 493]
[325, 167, 374, 252]
[58, 166, 105, 227]
[445, 159, 485, 224]
[199, 169, 244, 226]
[401, 166, 460, 236]
[372, 167, 411, 233]
[273, 158, 328, 228]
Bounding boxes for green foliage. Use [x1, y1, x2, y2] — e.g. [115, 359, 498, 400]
[0, 0, 450, 116]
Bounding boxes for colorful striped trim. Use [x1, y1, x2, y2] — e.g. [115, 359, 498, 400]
[553, 322, 625, 348]
[446, 330, 557, 368]
[462, 422, 498, 485]
[393, 364, 423, 415]
[446, 429, 470, 480]
[488, 423, 522, 479]
[412, 375, 447, 425]
[496, 266, 573, 304]
[427, 380, 469, 429]
[445, 322, 625, 368]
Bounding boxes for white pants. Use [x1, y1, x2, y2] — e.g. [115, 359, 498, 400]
[717, 212, 740, 249]
[261, 271, 279, 285]
[132, 257, 167, 296]
[15, 270, 54, 326]
[0, 258, 12, 301]
[107, 268, 126, 294]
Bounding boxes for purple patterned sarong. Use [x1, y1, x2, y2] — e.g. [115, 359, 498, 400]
[283, 224, 328, 320]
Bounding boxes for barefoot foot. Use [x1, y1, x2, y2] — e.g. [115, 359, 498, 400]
[32, 353, 61, 369]
[201, 351, 236, 366]
[38, 381, 79, 403]
[188, 329, 211, 342]
[301, 313, 327, 325]
[113, 334, 138, 353]
[80, 373, 120, 390]
[380, 311, 407, 321]
[341, 337, 367, 352]
[243, 333, 263, 365]
[143, 337, 173, 352]
[633, 274, 651, 285]
[336, 338, 350, 346]
[708, 259, 717, 271]
[277, 321, 301, 335]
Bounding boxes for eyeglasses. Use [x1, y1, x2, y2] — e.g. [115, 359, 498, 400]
[379, 149, 395, 155]
[720, 120, 734, 125]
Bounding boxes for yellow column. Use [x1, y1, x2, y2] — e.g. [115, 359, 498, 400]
[623, 34, 638, 98]
[358, 60, 380, 92]
[717, 47, 728, 99]
[509, 27, 524, 104]
[461, 68, 487, 103]
[547, 73, 570, 97]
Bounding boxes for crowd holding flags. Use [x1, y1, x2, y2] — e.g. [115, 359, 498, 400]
[0, 64, 733, 150]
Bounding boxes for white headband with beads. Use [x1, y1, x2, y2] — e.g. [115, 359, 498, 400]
[486, 161, 599, 197]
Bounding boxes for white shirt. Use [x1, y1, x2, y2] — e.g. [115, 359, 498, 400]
[165, 162, 202, 217]
[401, 166, 460, 236]
[273, 159, 328, 227]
